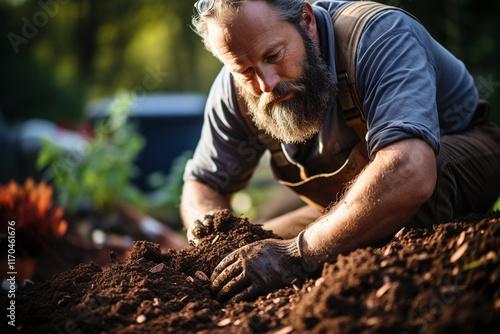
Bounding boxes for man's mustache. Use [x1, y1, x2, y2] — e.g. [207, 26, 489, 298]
[256, 80, 307, 110]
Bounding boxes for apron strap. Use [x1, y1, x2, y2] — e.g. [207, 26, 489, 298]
[332, 1, 421, 144]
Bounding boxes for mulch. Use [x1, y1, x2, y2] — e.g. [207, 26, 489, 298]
[2, 209, 499, 333]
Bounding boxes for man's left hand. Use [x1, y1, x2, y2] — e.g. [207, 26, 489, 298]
[210, 236, 308, 303]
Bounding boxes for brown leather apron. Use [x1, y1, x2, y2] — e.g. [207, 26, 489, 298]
[274, 141, 369, 210]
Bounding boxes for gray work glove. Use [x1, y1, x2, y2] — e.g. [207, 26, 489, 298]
[210, 232, 315, 303]
[187, 213, 215, 246]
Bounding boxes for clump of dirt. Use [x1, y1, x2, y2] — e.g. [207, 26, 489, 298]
[2, 210, 500, 334]
[161, 209, 278, 278]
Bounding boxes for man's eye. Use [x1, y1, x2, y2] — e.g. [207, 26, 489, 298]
[267, 49, 283, 61]
[241, 68, 253, 76]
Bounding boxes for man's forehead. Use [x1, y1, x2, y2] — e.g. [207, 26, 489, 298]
[206, 1, 290, 66]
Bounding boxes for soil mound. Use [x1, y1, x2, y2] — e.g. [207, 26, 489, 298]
[162, 209, 278, 278]
[2, 210, 500, 333]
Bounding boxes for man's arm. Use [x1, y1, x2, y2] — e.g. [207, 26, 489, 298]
[180, 180, 233, 231]
[261, 205, 320, 239]
[302, 138, 437, 261]
[210, 138, 437, 303]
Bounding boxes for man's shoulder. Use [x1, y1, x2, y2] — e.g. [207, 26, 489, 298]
[209, 66, 236, 105]
[314, 0, 420, 28]
[212, 66, 233, 92]
[313, 0, 352, 15]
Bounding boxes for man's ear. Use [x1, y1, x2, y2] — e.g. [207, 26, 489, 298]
[301, 2, 318, 42]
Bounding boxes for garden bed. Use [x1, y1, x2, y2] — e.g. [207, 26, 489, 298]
[2, 210, 500, 333]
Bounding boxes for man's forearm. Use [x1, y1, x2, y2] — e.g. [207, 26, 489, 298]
[302, 139, 437, 262]
[261, 205, 320, 239]
[180, 180, 233, 230]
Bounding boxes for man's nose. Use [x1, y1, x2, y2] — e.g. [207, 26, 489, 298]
[256, 65, 280, 93]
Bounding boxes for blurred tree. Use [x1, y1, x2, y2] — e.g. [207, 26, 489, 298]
[0, 0, 221, 126]
[0, 0, 498, 126]
[0, 1, 85, 125]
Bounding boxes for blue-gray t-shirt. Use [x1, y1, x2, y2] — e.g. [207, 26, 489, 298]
[183, 0, 478, 194]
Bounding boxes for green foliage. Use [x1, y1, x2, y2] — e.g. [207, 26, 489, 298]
[146, 150, 193, 220]
[493, 196, 500, 212]
[232, 187, 275, 221]
[0, 3, 86, 126]
[37, 91, 147, 215]
[0, 56, 85, 125]
[1, 0, 499, 127]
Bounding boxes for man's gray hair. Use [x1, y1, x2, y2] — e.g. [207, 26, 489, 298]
[192, 0, 306, 54]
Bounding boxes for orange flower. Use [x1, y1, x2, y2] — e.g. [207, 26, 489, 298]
[0, 178, 68, 254]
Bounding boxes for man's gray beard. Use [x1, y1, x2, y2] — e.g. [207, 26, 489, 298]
[240, 31, 337, 144]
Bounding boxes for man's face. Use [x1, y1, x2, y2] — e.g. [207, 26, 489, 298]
[208, 1, 336, 144]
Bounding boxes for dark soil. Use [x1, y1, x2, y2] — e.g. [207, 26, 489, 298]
[2, 209, 500, 333]
[31, 233, 129, 282]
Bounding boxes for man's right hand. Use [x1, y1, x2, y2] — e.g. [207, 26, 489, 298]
[187, 213, 215, 246]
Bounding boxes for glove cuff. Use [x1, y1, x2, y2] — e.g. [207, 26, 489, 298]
[273, 231, 305, 262]
[293, 231, 320, 271]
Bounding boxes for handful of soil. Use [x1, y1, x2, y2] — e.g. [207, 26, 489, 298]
[162, 209, 279, 278]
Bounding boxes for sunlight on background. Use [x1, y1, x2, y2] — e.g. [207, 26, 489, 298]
[8, 0, 26, 6]
[1, 0, 222, 125]
[1, 0, 498, 126]
[0, 0, 499, 219]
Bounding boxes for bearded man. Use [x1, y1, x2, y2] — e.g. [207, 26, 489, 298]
[180, 0, 500, 303]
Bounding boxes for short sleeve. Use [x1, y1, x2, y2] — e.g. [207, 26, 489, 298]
[357, 11, 441, 156]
